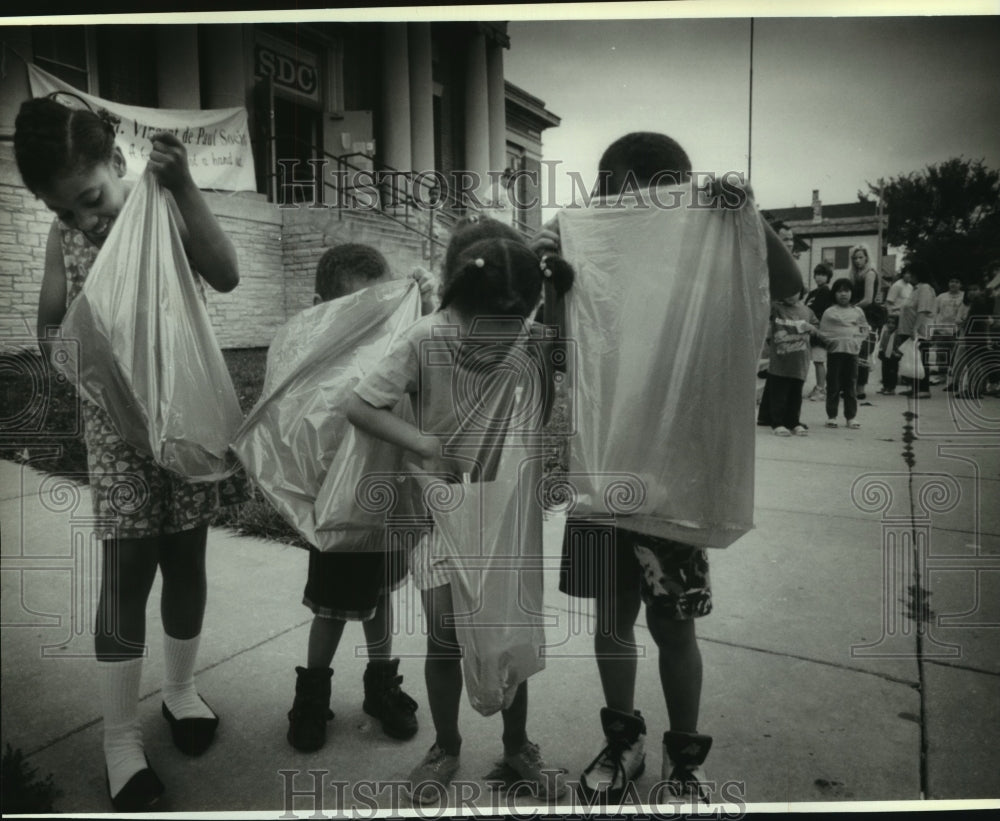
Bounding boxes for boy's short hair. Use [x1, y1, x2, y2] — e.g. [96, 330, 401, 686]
[596, 132, 692, 197]
[831, 277, 854, 294]
[813, 263, 833, 279]
[315, 244, 390, 302]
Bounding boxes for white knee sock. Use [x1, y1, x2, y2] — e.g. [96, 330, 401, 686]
[162, 634, 214, 720]
[100, 657, 147, 798]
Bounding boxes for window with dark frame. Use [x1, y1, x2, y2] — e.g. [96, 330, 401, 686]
[32, 26, 89, 91]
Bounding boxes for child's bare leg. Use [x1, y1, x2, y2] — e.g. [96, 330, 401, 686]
[96, 537, 159, 659]
[362, 589, 392, 661]
[594, 578, 642, 714]
[501, 681, 528, 754]
[646, 611, 701, 733]
[158, 526, 208, 639]
[95, 537, 159, 800]
[815, 362, 826, 389]
[158, 526, 216, 723]
[307, 616, 346, 668]
[422, 584, 462, 754]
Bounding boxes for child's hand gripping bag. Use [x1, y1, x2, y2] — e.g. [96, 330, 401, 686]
[417, 370, 548, 717]
[557, 185, 770, 548]
[232, 280, 421, 548]
[53, 169, 242, 481]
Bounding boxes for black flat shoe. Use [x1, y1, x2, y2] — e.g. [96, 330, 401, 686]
[106, 757, 164, 813]
[162, 700, 219, 756]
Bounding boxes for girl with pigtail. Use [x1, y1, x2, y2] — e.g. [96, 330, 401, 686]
[347, 216, 573, 805]
[14, 94, 246, 812]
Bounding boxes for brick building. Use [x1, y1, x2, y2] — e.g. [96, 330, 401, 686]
[0, 21, 560, 349]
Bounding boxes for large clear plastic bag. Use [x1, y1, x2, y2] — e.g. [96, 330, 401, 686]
[53, 169, 242, 481]
[420, 378, 547, 716]
[897, 338, 925, 381]
[557, 187, 770, 548]
[232, 280, 421, 549]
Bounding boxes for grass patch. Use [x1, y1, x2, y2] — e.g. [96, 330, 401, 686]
[1, 345, 570, 546]
[0, 348, 88, 477]
[1, 744, 62, 814]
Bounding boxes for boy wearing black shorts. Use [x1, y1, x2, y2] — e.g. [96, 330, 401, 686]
[279, 244, 434, 750]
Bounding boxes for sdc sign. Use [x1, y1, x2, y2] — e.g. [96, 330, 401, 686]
[255, 44, 319, 101]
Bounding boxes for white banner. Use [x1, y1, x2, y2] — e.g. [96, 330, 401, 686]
[28, 63, 257, 192]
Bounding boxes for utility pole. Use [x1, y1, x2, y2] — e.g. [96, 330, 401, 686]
[747, 18, 754, 185]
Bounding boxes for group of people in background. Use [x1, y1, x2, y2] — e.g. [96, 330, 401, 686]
[759, 242, 1000, 434]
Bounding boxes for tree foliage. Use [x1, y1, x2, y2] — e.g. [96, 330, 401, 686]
[862, 157, 1000, 289]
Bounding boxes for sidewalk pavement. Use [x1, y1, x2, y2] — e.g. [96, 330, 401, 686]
[2, 387, 998, 815]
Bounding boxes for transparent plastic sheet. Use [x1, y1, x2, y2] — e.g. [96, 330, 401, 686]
[232, 280, 422, 548]
[417, 377, 547, 716]
[53, 169, 242, 481]
[557, 187, 770, 548]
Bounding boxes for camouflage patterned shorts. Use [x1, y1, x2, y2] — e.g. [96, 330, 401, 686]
[559, 519, 712, 619]
[83, 401, 250, 539]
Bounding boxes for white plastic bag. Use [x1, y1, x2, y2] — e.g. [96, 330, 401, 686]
[558, 186, 770, 548]
[897, 337, 925, 381]
[54, 169, 242, 481]
[232, 279, 421, 548]
[419, 380, 547, 716]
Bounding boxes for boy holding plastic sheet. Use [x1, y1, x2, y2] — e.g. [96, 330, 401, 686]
[275, 244, 436, 751]
[532, 131, 802, 803]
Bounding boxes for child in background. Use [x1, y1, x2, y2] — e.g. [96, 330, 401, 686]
[877, 315, 901, 394]
[347, 220, 572, 805]
[944, 280, 995, 399]
[885, 270, 913, 319]
[804, 263, 834, 401]
[16, 95, 246, 812]
[278, 244, 436, 753]
[763, 291, 818, 435]
[819, 278, 869, 428]
[533, 131, 802, 803]
[892, 262, 936, 399]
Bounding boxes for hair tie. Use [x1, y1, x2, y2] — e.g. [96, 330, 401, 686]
[468, 214, 480, 224]
[96, 107, 121, 131]
[540, 255, 552, 277]
[474, 258, 485, 268]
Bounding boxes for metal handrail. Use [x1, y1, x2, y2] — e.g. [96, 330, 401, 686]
[261, 135, 533, 266]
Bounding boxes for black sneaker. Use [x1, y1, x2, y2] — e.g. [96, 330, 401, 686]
[287, 666, 333, 752]
[363, 658, 418, 739]
[662, 731, 713, 803]
[579, 708, 647, 803]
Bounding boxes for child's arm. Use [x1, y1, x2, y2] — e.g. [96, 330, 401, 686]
[36, 221, 68, 367]
[857, 309, 870, 339]
[346, 394, 440, 461]
[148, 131, 239, 293]
[761, 219, 803, 300]
[856, 270, 877, 308]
